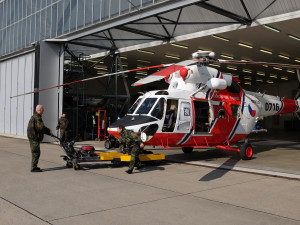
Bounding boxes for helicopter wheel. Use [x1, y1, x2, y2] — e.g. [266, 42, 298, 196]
[104, 140, 111, 149]
[240, 143, 253, 160]
[182, 147, 194, 154]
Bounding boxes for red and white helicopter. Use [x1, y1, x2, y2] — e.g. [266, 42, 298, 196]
[12, 50, 300, 160]
[107, 51, 300, 160]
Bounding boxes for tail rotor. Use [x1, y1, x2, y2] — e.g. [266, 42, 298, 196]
[294, 69, 300, 100]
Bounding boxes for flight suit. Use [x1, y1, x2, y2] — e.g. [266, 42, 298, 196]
[56, 117, 71, 143]
[119, 128, 143, 172]
[27, 113, 51, 171]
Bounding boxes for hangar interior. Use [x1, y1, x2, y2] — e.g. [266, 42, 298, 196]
[1, 0, 300, 140]
[55, 0, 300, 140]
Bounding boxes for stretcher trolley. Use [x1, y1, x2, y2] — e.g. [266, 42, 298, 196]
[53, 136, 165, 170]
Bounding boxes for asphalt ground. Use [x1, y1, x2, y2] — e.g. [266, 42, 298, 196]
[0, 133, 300, 225]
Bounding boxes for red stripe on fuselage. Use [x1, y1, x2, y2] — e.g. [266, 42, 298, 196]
[277, 98, 297, 115]
[228, 134, 248, 144]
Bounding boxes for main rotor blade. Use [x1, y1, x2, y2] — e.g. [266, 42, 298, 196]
[132, 60, 196, 86]
[10, 64, 171, 99]
[217, 59, 300, 69]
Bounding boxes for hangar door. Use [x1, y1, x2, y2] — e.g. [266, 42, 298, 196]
[38, 41, 64, 142]
[0, 52, 35, 137]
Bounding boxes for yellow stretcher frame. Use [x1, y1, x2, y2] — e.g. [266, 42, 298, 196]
[94, 151, 165, 162]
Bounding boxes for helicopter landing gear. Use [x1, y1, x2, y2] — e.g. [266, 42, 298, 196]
[182, 147, 194, 154]
[239, 142, 253, 160]
[216, 143, 253, 160]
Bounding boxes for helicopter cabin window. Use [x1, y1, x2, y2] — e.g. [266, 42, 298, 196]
[194, 100, 210, 133]
[178, 101, 192, 132]
[128, 98, 142, 114]
[163, 99, 178, 132]
[135, 98, 157, 115]
[212, 105, 226, 119]
[231, 104, 241, 118]
[155, 90, 169, 95]
[227, 80, 241, 94]
[151, 98, 165, 120]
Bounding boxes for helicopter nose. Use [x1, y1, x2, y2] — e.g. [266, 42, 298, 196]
[107, 127, 120, 138]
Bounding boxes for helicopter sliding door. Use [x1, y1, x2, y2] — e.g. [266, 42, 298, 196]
[177, 101, 192, 132]
[193, 100, 210, 134]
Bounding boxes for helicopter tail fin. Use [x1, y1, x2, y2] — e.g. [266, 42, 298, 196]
[295, 69, 300, 100]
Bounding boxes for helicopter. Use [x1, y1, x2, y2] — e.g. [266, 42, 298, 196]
[11, 51, 300, 160]
[107, 51, 300, 160]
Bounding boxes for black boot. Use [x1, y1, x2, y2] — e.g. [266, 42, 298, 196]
[136, 165, 143, 170]
[126, 169, 133, 174]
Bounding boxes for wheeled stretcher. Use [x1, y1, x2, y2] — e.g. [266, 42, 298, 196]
[53, 136, 165, 170]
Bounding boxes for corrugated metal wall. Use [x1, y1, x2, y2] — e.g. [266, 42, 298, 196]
[0, 52, 35, 137]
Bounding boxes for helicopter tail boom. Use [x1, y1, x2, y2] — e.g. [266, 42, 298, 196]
[249, 92, 300, 117]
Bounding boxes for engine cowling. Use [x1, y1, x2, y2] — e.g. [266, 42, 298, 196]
[206, 78, 227, 90]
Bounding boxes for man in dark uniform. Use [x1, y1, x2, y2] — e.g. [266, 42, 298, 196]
[27, 105, 52, 172]
[56, 113, 71, 143]
[117, 125, 144, 174]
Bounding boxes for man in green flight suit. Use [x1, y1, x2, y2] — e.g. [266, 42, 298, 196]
[117, 125, 144, 174]
[56, 113, 71, 143]
[27, 105, 52, 172]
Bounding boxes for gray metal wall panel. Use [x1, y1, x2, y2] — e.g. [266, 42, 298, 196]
[0, 63, 5, 133]
[39, 41, 64, 142]
[10, 58, 18, 135]
[0, 52, 35, 137]
[23, 53, 35, 136]
[17, 56, 25, 136]
[5, 60, 11, 134]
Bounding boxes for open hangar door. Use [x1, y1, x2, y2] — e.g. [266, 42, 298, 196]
[38, 41, 64, 142]
[0, 42, 64, 140]
[50, 0, 300, 140]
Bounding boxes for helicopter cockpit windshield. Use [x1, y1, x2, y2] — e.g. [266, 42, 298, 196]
[151, 98, 165, 119]
[135, 98, 157, 115]
[128, 98, 142, 114]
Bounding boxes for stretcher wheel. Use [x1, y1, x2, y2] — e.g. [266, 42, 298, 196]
[153, 160, 161, 166]
[105, 140, 111, 149]
[66, 161, 73, 168]
[73, 163, 80, 170]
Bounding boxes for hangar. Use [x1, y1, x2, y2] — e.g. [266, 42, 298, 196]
[0, 0, 300, 140]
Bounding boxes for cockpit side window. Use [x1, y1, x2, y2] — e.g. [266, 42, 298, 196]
[231, 104, 241, 118]
[128, 98, 142, 114]
[135, 98, 157, 115]
[151, 98, 165, 119]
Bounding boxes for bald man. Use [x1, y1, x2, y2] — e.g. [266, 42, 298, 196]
[27, 105, 52, 172]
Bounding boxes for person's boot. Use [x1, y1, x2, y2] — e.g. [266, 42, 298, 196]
[31, 167, 42, 172]
[126, 169, 133, 174]
[136, 164, 143, 170]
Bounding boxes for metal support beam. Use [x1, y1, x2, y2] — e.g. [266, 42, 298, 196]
[116, 26, 169, 41]
[196, 1, 252, 25]
[70, 41, 114, 50]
